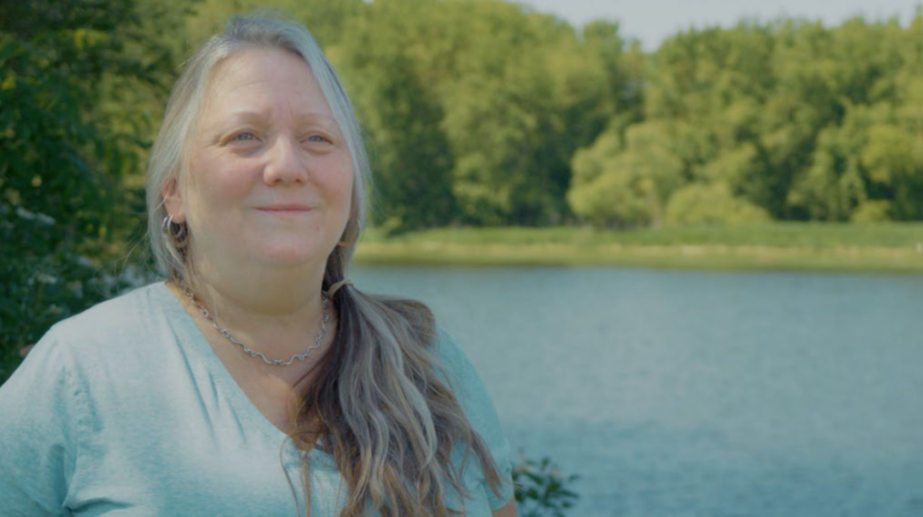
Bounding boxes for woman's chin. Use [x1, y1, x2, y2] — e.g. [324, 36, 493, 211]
[255, 242, 333, 268]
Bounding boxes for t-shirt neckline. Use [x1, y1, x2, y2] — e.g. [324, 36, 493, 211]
[153, 280, 332, 464]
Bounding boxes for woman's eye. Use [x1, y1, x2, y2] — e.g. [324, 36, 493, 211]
[306, 134, 332, 144]
[234, 132, 257, 142]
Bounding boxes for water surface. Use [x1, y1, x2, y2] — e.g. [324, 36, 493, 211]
[354, 265, 923, 516]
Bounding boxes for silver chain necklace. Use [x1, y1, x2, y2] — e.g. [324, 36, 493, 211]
[180, 283, 330, 367]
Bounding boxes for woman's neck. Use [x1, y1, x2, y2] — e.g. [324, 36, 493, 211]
[176, 262, 334, 367]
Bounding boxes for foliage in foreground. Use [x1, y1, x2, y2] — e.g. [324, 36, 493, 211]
[0, 0, 191, 382]
[513, 455, 580, 516]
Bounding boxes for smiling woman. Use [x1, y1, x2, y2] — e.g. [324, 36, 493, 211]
[167, 47, 354, 273]
[0, 14, 516, 517]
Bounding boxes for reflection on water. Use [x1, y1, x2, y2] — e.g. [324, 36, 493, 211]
[353, 265, 923, 516]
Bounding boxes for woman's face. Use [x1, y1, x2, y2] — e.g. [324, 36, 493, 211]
[164, 47, 353, 273]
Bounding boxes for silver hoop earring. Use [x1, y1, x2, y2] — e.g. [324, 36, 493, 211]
[162, 214, 189, 249]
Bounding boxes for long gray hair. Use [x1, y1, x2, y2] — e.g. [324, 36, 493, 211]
[145, 14, 504, 516]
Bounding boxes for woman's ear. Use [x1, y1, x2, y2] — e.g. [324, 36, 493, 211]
[162, 178, 186, 223]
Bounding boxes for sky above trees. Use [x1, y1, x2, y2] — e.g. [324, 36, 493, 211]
[516, 0, 920, 49]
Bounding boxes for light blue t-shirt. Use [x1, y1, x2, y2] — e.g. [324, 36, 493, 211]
[0, 282, 514, 516]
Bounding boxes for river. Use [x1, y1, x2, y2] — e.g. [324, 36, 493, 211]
[353, 265, 923, 516]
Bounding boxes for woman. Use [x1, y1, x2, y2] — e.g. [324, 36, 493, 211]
[0, 15, 517, 517]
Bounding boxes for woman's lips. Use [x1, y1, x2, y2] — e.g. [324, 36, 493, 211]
[255, 205, 313, 214]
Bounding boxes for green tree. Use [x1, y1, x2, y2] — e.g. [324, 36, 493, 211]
[333, 0, 635, 227]
[568, 121, 684, 226]
[665, 182, 770, 225]
[0, 0, 185, 382]
[330, 0, 456, 231]
[571, 12, 923, 227]
[185, 0, 363, 48]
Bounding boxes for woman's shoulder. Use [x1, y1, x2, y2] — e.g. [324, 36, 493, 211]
[43, 281, 174, 355]
[428, 328, 492, 412]
[430, 327, 469, 374]
[429, 327, 516, 506]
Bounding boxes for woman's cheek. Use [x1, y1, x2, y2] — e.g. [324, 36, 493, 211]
[332, 164, 354, 206]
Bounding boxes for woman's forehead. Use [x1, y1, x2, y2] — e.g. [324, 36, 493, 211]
[202, 47, 330, 116]
[215, 109, 339, 130]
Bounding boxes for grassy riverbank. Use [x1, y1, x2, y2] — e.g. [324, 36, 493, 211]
[353, 223, 923, 273]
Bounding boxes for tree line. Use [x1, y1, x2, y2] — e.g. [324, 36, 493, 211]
[276, 0, 922, 230]
[570, 11, 923, 227]
[286, 0, 922, 230]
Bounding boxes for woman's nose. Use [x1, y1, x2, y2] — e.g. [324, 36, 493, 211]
[263, 136, 309, 185]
